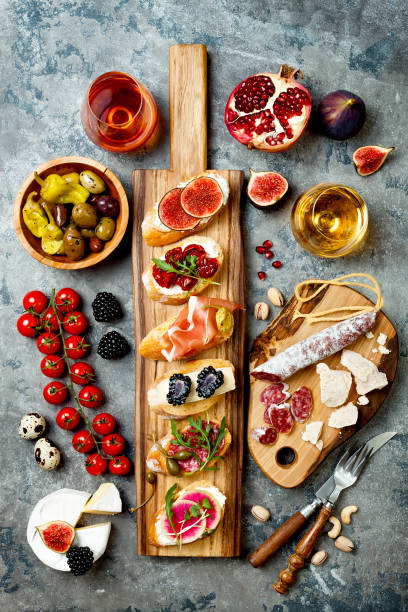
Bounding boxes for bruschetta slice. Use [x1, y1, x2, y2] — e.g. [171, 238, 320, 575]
[139, 296, 242, 361]
[146, 418, 231, 476]
[142, 236, 223, 306]
[147, 358, 235, 419]
[142, 173, 229, 247]
[148, 480, 226, 547]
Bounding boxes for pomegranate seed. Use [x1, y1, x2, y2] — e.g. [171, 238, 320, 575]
[272, 260, 282, 269]
[265, 251, 273, 259]
[256, 246, 266, 254]
[258, 271, 266, 280]
[263, 239, 273, 249]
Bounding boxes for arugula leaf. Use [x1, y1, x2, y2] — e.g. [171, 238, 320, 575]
[164, 484, 179, 545]
[152, 258, 180, 275]
[152, 257, 220, 286]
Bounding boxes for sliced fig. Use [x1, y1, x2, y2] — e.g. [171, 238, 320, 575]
[352, 145, 395, 176]
[158, 188, 200, 231]
[180, 177, 224, 218]
[181, 490, 222, 533]
[159, 499, 206, 544]
[36, 520, 75, 553]
[247, 169, 288, 208]
[317, 90, 366, 140]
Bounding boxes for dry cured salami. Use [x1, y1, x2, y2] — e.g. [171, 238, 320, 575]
[250, 426, 278, 445]
[266, 403, 293, 434]
[291, 386, 313, 422]
[260, 382, 290, 406]
[251, 311, 376, 382]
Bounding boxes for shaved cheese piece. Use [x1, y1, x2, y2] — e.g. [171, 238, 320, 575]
[377, 333, 387, 346]
[378, 345, 391, 355]
[365, 331, 374, 339]
[302, 421, 323, 448]
[316, 363, 352, 407]
[328, 402, 358, 428]
[340, 350, 388, 395]
[316, 440, 324, 451]
[372, 348, 378, 354]
[357, 395, 369, 406]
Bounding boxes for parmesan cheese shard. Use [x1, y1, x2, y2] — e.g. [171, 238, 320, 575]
[378, 345, 391, 355]
[82, 483, 122, 515]
[328, 402, 358, 428]
[316, 363, 352, 408]
[365, 331, 374, 339]
[302, 421, 323, 448]
[377, 333, 387, 346]
[340, 350, 388, 395]
[357, 395, 369, 405]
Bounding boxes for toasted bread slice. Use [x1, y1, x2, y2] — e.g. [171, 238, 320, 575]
[142, 172, 229, 247]
[142, 235, 223, 306]
[148, 358, 235, 419]
[148, 480, 226, 547]
[146, 420, 232, 476]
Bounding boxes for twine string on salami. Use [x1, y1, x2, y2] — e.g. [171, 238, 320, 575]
[293, 273, 383, 324]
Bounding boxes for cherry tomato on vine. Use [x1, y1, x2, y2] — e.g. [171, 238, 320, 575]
[85, 453, 107, 476]
[37, 332, 61, 355]
[41, 354, 65, 378]
[92, 412, 116, 435]
[65, 335, 89, 359]
[40, 306, 63, 332]
[109, 456, 132, 476]
[101, 433, 126, 456]
[55, 288, 80, 313]
[62, 311, 87, 335]
[43, 381, 68, 405]
[78, 385, 103, 408]
[72, 430, 95, 453]
[23, 290, 48, 314]
[17, 313, 40, 338]
[56, 406, 81, 430]
[70, 361, 95, 385]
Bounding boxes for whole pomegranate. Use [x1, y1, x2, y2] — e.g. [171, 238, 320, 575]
[225, 65, 312, 153]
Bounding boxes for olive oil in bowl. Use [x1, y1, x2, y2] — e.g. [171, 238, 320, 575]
[291, 183, 368, 258]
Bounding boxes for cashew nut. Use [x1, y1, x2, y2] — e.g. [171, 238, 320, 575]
[327, 516, 342, 539]
[341, 505, 358, 525]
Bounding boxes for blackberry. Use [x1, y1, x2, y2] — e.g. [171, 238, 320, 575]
[92, 292, 122, 322]
[196, 366, 224, 398]
[167, 373, 191, 405]
[97, 331, 130, 359]
[66, 546, 94, 576]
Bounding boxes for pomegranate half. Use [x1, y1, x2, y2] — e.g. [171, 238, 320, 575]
[225, 65, 312, 153]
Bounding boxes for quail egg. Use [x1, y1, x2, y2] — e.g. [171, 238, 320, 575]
[34, 438, 61, 470]
[18, 413, 46, 440]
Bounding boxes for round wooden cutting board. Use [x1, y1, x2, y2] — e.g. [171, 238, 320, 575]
[248, 283, 398, 488]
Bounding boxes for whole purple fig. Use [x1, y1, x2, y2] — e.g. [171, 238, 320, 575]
[93, 195, 120, 218]
[317, 90, 365, 140]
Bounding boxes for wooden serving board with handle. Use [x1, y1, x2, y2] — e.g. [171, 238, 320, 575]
[248, 283, 398, 488]
[131, 44, 245, 556]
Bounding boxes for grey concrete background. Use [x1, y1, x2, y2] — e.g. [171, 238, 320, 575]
[1, 0, 407, 610]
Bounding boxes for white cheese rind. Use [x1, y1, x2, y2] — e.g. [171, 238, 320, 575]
[328, 402, 358, 429]
[340, 350, 388, 395]
[148, 366, 235, 407]
[83, 483, 122, 515]
[302, 421, 323, 446]
[316, 363, 352, 407]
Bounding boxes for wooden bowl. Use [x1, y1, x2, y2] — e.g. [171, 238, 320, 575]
[13, 156, 129, 269]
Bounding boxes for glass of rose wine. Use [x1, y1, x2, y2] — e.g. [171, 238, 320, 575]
[81, 71, 158, 153]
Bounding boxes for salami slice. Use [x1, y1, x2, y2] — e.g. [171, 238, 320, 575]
[291, 386, 313, 423]
[250, 426, 278, 445]
[260, 382, 290, 407]
[268, 403, 293, 434]
[251, 311, 376, 382]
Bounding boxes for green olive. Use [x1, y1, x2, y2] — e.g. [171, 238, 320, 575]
[166, 457, 180, 475]
[80, 228, 95, 238]
[72, 202, 98, 229]
[79, 170, 106, 194]
[146, 471, 156, 485]
[63, 227, 85, 261]
[95, 217, 115, 241]
[172, 450, 193, 461]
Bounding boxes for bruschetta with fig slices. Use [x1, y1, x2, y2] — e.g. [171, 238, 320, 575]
[139, 296, 243, 361]
[142, 236, 223, 306]
[146, 417, 231, 476]
[142, 172, 229, 247]
[147, 358, 235, 419]
[148, 480, 226, 547]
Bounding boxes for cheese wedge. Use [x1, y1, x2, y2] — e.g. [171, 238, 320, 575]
[328, 402, 358, 429]
[302, 421, 323, 450]
[340, 350, 388, 395]
[74, 522, 111, 562]
[316, 363, 352, 408]
[82, 483, 122, 515]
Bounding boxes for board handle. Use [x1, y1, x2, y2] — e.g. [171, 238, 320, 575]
[169, 44, 207, 176]
[273, 504, 332, 594]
